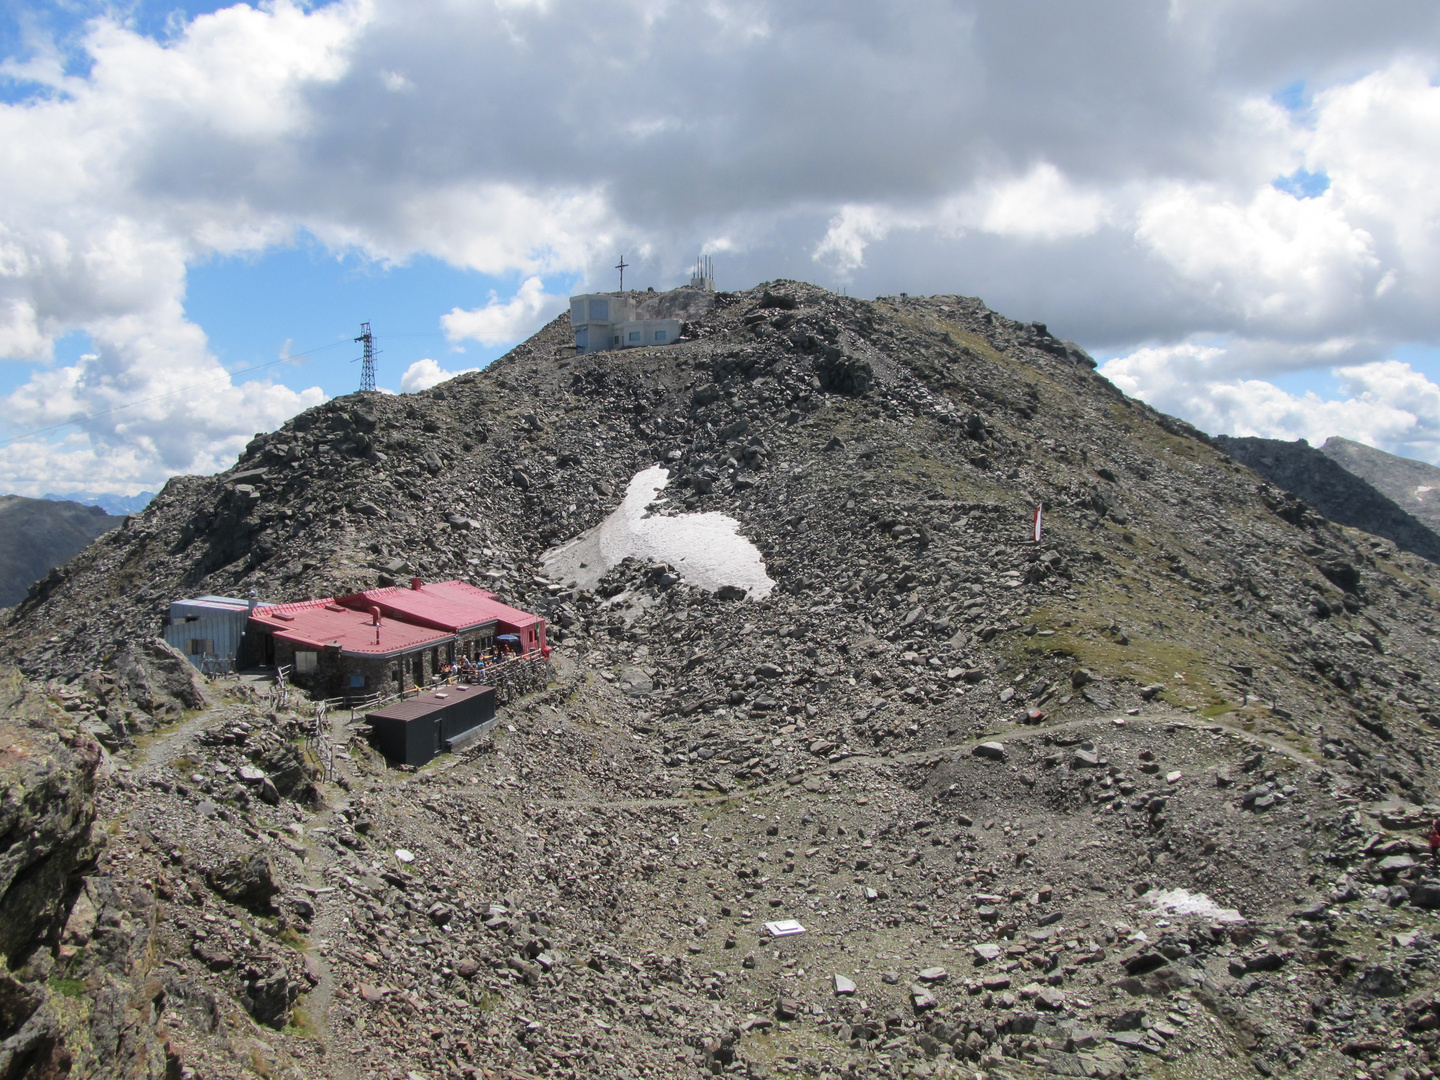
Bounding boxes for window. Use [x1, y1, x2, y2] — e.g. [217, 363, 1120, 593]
[628, 330, 641, 342]
[349, 674, 365, 688]
[654, 330, 667, 342]
[588, 299, 609, 321]
[295, 650, 318, 673]
[187, 638, 213, 655]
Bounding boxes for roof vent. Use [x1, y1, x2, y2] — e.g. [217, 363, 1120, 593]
[410, 577, 424, 590]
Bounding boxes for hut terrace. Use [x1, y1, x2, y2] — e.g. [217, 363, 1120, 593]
[246, 578, 546, 700]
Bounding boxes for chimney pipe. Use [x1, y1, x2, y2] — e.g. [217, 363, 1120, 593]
[370, 605, 382, 627]
[410, 577, 423, 590]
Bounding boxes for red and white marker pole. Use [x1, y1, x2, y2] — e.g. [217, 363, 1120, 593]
[1033, 504, 1043, 543]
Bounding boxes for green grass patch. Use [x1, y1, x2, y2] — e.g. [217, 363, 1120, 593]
[275, 926, 309, 952]
[133, 713, 202, 750]
[283, 1002, 318, 1039]
[49, 977, 86, 999]
[1007, 607, 1218, 705]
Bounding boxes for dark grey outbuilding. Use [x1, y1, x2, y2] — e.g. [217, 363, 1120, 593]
[364, 684, 497, 766]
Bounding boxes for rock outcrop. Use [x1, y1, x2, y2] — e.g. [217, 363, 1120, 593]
[0, 708, 102, 965]
[111, 638, 209, 725]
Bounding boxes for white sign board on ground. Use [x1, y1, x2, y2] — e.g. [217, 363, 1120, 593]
[764, 919, 806, 937]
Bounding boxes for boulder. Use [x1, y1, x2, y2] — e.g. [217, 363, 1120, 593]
[207, 850, 281, 912]
[258, 742, 311, 796]
[241, 966, 297, 1027]
[1409, 880, 1440, 909]
[111, 637, 208, 724]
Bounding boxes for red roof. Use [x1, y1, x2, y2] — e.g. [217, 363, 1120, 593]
[341, 579, 541, 634]
[250, 597, 453, 657]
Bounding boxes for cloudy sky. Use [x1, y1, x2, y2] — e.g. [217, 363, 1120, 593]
[2, 0, 1439, 497]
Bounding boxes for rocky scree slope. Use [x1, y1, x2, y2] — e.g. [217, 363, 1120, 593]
[11, 639, 1440, 1080]
[1214, 436, 1440, 566]
[7, 281, 1440, 761]
[4, 284, 1440, 1077]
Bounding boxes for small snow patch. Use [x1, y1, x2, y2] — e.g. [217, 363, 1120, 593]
[543, 465, 774, 599]
[1145, 887, 1243, 922]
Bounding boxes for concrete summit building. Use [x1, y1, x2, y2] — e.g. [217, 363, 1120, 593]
[569, 257, 715, 355]
[569, 293, 681, 355]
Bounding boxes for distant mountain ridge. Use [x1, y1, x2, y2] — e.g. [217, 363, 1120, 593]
[0, 496, 124, 608]
[1320, 436, 1440, 535]
[42, 490, 155, 516]
[1214, 435, 1440, 563]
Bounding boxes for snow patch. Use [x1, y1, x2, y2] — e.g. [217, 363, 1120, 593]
[1145, 887, 1245, 922]
[542, 465, 775, 600]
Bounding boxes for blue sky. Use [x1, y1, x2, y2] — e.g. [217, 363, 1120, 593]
[0, 0, 1439, 495]
[181, 242, 551, 398]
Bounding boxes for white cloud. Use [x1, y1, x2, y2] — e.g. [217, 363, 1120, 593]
[1134, 183, 1379, 329]
[812, 205, 893, 274]
[441, 275, 567, 346]
[970, 164, 1111, 240]
[399, 357, 479, 394]
[812, 164, 1110, 273]
[0, 319, 327, 496]
[1102, 346, 1440, 463]
[2, 2, 1440, 491]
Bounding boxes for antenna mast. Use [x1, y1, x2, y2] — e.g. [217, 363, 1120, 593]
[690, 255, 715, 291]
[355, 322, 376, 392]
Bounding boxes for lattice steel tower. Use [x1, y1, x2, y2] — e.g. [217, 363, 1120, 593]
[355, 322, 376, 392]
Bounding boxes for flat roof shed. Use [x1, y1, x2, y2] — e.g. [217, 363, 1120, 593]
[365, 685, 497, 766]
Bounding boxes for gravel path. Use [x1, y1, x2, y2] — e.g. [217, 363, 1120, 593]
[528, 710, 1315, 811]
